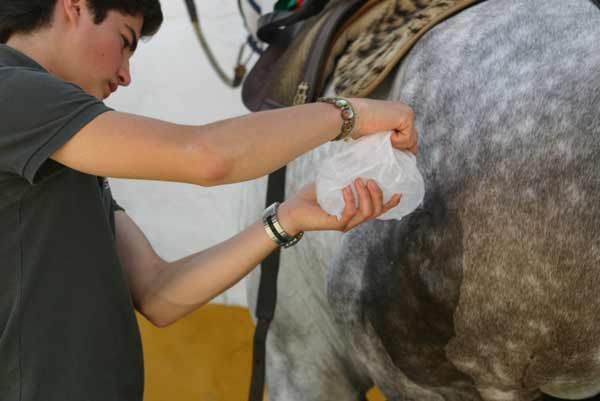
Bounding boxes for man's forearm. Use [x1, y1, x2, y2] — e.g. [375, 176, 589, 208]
[138, 218, 286, 327]
[198, 102, 342, 185]
[51, 100, 351, 187]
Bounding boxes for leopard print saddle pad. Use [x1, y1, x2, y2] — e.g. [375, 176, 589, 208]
[328, 0, 484, 97]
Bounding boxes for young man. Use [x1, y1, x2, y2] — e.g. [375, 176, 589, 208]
[0, 0, 418, 400]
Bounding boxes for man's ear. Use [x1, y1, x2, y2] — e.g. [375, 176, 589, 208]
[60, 0, 84, 26]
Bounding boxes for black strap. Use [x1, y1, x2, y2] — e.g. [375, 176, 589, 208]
[257, 0, 330, 43]
[248, 166, 286, 401]
[248, 319, 273, 401]
[247, 2, 360, 398]
[592, 0, 600, 9]
[247, 5, 329, 399]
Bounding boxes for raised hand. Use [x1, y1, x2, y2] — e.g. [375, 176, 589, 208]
[350, 98, 418, 155]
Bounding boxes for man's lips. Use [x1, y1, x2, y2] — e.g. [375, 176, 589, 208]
[109, 82, 118, 93]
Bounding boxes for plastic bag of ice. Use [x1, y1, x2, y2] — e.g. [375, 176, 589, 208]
[316, 131, 425, 220]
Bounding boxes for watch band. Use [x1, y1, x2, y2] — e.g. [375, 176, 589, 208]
[262, 202, 304, 248]
[316, 96, 356, 141]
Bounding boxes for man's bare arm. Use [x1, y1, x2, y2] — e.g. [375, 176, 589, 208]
[51, 102, 342, 186]
[115, 178, 400, 328]
[114, 209, 280, 327]
[51, 98, 418, 186]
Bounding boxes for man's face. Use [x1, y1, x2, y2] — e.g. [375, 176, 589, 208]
[60, 3, 144, 100]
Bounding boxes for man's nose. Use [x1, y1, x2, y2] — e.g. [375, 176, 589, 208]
[118, 59, 132, 87]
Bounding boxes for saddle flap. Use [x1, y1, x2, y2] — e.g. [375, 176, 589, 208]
[242, 0, 367, 111]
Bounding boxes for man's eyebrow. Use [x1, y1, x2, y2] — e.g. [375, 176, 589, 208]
[125, 24, 139, 53]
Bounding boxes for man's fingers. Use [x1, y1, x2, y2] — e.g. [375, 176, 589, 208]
[367, 180, 383, 216]
[382, 193, 402, 213]
[338, 185, 358, 226]
[391, 129, 412, 148]
[391, 125, 419, 154]
[339, 179, 370, 232]
[338, 181, 404, 232]
[410, 128, 419, 154]
[355, 178, 373, 218]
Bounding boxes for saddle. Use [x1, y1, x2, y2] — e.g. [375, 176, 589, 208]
[242, 0, 484, 111]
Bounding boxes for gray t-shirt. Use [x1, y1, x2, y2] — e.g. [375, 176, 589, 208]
[0, 44, 144, 401]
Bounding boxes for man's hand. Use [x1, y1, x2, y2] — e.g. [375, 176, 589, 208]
[278, 179, 401, 234]
[350, 98, 419, 155]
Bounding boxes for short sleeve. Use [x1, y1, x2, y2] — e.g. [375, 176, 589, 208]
[0, 67, 112, 184]
[112, 198, 125, 213]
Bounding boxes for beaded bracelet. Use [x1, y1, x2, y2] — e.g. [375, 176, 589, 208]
[317, 97, 357, 141]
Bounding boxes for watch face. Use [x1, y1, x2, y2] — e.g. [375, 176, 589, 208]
[263, 202, 278, 219]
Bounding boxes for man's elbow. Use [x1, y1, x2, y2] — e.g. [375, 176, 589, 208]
[186, 139, 231, 187]
[147, 315, 173, 329]
[136, 300, 172, 328]
[137, 296, 205, 328]
[140, 315, 168, 328]
[198, 154, 231, 186]
[136, 296, 178, 328]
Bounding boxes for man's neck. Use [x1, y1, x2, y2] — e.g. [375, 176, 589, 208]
[6, 34, 58, 74]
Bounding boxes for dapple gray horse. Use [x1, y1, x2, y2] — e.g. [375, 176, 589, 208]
[239, 0, 600, 400]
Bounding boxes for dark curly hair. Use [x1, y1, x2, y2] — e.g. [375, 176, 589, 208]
[0, 0, 163, 43]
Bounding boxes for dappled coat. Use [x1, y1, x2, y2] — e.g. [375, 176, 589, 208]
[241, 0, 600, 400]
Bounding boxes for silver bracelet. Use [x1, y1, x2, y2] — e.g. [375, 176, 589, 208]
[316, 97, 357, 142]
[262, 202, 304, 248]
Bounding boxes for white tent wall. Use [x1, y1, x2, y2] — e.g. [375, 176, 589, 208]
[106, 0, 258, 307]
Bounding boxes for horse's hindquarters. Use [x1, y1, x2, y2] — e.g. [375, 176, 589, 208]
[334, 0, 600, 399]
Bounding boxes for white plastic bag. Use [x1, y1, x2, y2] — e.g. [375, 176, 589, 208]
[316, 131, 425, 220]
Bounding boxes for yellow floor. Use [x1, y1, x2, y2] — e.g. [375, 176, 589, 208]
[138, 304, 385, 401]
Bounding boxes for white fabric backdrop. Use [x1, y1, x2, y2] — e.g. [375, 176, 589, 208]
[106, 0, 266, 306]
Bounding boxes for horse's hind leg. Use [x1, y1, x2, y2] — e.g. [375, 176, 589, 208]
[246, 241, 374, 401]
[261, 326, 371, 401]
[327, 215, 488, 401]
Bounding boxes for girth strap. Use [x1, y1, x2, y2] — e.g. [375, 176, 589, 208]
[248, 166, 286, 401]
[247, 3, 365, 400]
[248, 319, 273, 401]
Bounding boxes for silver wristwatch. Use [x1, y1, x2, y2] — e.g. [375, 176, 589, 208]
[262, 202, 304, 248]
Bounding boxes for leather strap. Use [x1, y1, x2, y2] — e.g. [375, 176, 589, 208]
[257, 0, 330, 43]
[248, 166, 286, 401]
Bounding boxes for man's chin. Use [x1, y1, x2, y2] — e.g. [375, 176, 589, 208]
[85, 86, 107, 101]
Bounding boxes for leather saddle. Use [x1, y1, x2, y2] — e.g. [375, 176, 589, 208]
[242, 0, 484, 111]
[242, 0, 371, 111]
